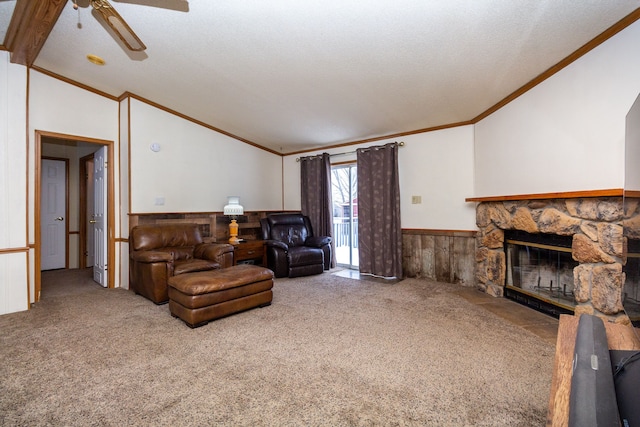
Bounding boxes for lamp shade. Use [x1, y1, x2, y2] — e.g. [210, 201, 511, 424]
[223, 196, 244, 215]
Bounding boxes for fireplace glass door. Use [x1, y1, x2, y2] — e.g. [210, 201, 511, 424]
[505, 232, 578, 316]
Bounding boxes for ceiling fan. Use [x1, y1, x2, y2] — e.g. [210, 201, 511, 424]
[72, 0, 188, 52]
[85, 0, 146, 51]
[71, 0, 147, 52]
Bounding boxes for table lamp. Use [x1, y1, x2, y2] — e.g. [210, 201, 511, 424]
[223, 196, 244, 244]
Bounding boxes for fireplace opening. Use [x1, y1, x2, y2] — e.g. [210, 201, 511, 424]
[504, 230, 577, 317]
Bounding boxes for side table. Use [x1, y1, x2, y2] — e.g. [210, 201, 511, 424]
[232, 239, 266, 267]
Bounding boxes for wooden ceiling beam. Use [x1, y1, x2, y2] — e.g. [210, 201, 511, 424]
[5, 0, 67, 66]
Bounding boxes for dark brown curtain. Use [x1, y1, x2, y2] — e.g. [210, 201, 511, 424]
[300, 153, 335, 267]
[356, 143, 402, 278]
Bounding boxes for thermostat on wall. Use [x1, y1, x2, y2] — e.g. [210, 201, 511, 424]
[150, 143, 161, 152]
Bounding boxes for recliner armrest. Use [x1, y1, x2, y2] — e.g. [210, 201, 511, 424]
[305, 236, 332, 247]
[193, 243, 234, 261]
[131, 250, 173, 263]
[265, 240, 289, 251]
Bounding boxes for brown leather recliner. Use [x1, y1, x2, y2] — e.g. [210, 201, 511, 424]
[260, 213, 332, 278]
[129, 223, 234, 304]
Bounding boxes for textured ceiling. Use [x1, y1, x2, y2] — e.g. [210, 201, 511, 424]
[18, 1, 640, 153]
[0, 1, 16, 44]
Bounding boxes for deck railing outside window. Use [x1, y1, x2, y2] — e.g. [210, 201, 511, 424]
[333, 218, 357, 248]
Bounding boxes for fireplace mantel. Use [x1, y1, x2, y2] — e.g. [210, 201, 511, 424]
[465, 189, 623, 203]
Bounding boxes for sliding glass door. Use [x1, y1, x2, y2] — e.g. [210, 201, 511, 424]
[331, 164, 358, 269]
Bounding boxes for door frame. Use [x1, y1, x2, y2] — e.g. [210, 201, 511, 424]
[35, 130, 116, 302]
[41, 156, 70, 270]
[79, 153, 94, 269]
[331, 161, 358, 269]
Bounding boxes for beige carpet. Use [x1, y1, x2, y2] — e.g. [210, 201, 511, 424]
[0, 269, 555, 426]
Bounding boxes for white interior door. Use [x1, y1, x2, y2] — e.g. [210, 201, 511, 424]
[86, 158, 95, 268]
[93, 147, 107, 287]
[41, 159, 66, 270]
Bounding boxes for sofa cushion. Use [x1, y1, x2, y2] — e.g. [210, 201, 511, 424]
[161, 246, 195, 261]
[269, 225, 308, 248]
[266, 214, 310, 247]
[168, 265, 275, 295]
[131, 224, 203, 251]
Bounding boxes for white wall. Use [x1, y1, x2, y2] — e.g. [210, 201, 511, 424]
[0, 51, 28, 314]
[284, 20, 640, 228]
[626, 93, 640, 192]
[474, 20, 640, 197]
[119, 98, 130, 289]
[129, 99, 283, 213]
[283, 125, 477, 230]
[29, 70, 120, 299]
[400, 126, 476, 229]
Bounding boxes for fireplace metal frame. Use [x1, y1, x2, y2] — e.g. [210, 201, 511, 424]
[504, 230, 577, 318]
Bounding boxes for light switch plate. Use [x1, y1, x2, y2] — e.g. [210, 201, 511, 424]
[412, 195, 422, 204]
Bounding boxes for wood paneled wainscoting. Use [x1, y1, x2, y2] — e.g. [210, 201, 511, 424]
[129, 211, 299, 243]
[128, 217, 479, 285]
[402, 229, 477, 285]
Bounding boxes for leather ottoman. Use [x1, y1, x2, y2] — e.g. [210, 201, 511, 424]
[168, 264, 274, 328]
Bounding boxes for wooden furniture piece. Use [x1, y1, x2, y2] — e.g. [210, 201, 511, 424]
[233, 240, 266, 266]
[167, 264, 274, 328]
[546, 314, 640, 426]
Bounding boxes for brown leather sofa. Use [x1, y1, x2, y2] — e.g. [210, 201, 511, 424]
[129, 223, 233, 304]
[260, 213, 332, 278]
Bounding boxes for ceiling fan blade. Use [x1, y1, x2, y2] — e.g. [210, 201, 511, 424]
[90, 0, 146, 51]
[112, 0, 189, 13]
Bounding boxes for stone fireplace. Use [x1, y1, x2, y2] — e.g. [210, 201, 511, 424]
[474, 196, 639, 324]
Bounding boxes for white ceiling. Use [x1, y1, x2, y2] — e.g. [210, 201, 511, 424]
[18, 1, 640, 153]
[0, 1, 16, 44]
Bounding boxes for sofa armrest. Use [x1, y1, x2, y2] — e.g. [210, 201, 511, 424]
[265, 240, 289, 251]
[131, 250, 173, 263]
[305, 236, 332, 247]
[194, 243, 234, 268]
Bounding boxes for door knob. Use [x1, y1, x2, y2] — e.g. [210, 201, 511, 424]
[55, 217, 64, 221]
[89, 220, 96, 224]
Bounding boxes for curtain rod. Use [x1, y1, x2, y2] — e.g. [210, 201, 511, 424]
[296, 141, 405, 162]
